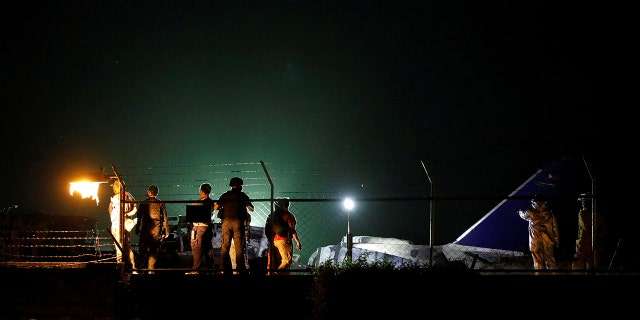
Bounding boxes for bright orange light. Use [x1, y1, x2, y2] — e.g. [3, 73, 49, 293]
[69, 181, 103, 205]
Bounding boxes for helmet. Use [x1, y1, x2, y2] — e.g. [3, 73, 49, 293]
[229, 177, 243, 187]
[531, 193, 548, 209]
[578, 192, 593, 206]
[274, 197, 290, 210]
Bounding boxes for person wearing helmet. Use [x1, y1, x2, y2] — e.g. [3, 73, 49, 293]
[265, 197, 302, 275]
[518, 194, 560, 271]
[572, 192, 607, 270]
[213, 177, 254, 274]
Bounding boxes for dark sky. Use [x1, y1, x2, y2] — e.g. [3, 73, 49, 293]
[3, 2, 613, 243]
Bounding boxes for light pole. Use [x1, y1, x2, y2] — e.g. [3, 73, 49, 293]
[343, 197, 355, 261]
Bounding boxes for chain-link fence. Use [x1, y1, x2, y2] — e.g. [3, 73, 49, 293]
[1, 200, 438, 271]
[159, 198, 435, 270]
[1, 195, 634, 272]
[2, 160, 636, 272]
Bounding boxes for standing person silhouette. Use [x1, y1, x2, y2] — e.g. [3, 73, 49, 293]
[108, 180, 137, 271]
[572, 192, 607, 270]
[136, 184, 170, 274]
[518, 194, 560, 271]
[265, 197, 302, 275]
[186, 183, 215, 275]
[214, 177, 254, 275]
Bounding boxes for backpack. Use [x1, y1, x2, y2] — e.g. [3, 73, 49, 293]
[265, 209, 290, 237]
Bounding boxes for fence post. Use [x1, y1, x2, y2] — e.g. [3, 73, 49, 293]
[421, 160, 434, 267]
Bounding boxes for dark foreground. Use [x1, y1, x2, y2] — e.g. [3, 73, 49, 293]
[1, 263, 638, 319]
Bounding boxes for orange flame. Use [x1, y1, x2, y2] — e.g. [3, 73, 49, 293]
[69, 181, 103, 205]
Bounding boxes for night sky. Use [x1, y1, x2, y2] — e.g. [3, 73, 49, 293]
[3, 2, 616, 244]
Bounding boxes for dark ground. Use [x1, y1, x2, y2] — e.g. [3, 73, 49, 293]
[1, 263, 638, 319]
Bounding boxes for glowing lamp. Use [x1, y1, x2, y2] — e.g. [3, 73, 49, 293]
[69, 181, 104, 205]
[69, 167, 114, 206]
[342, 197, 355, 261]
